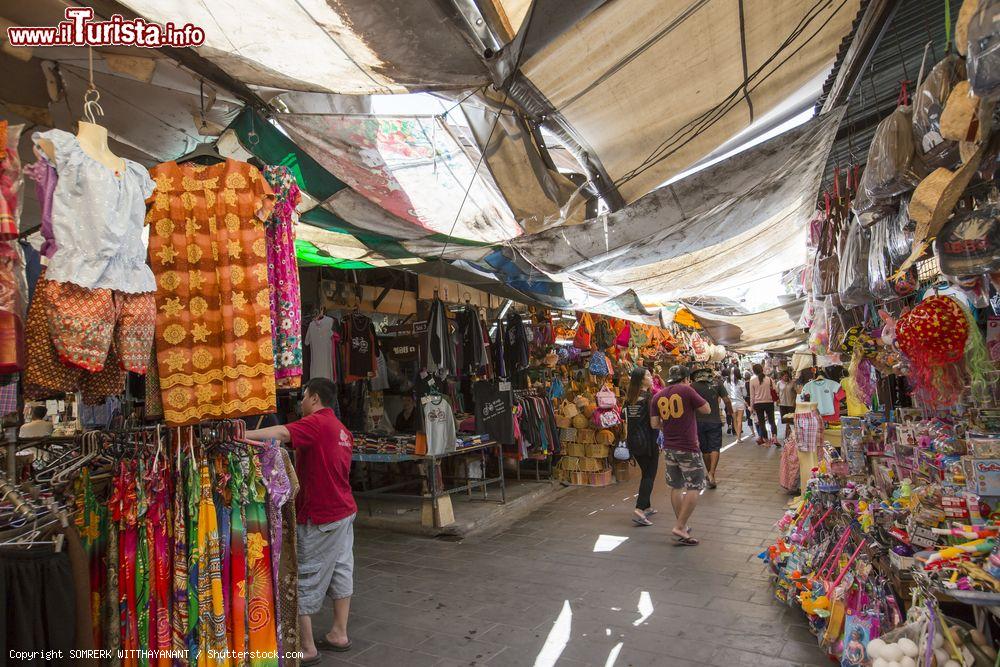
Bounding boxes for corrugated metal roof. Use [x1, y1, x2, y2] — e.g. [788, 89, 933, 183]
[820, 0, 962, 191]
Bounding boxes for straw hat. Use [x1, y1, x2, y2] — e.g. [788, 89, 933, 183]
[940, 81, 980, 142]
[956, 0, 981, 57]
[901, 141, 986, 272]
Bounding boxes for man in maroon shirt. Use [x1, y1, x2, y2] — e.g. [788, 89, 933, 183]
[649, 365, 710, 546]
[246, 378, 357, 663]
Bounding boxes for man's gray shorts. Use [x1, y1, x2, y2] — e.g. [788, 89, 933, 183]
[297, 513, 356, 615]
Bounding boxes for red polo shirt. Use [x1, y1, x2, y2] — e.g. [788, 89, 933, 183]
[286, 408, 357, 524]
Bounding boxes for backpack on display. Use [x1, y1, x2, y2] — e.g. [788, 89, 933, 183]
[589, 351, 610, 376]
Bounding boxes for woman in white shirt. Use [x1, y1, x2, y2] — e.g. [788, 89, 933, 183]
[748, 363, 779, 445]
[723, 367, 747, 440]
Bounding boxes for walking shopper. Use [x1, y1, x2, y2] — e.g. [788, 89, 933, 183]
[723, 367, 747, 440]
[650, 365, 711, 545]
[749, 363, 779, 445]
[623, 368, 659, 526]
[691, 368, 732, 489]
[245, 377, 358, 664]
[778, 370, 798, 420]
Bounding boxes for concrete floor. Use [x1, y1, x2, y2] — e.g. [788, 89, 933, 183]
[308, 434, 826, 667]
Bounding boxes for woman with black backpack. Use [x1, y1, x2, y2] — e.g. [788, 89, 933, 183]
[623, 367, 660, 526]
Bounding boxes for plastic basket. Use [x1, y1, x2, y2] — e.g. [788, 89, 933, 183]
[576, 428, 596, 444]
[560, 427, 578, 443]
[578, 456, 604, 472]
[564, 442, 586, 458]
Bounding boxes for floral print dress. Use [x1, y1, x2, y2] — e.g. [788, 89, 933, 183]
[263, 166, 302, 389]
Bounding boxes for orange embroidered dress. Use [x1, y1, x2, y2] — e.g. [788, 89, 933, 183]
[146, 160, 277, 426]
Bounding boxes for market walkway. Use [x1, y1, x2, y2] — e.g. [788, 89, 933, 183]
[311, 435, 826, 667]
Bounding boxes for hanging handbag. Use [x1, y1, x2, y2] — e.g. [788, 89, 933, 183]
[593, 407, 621, 429]
[613, 441, 630, 461]
[573, 312, 592, 349]
[769, 378, 780, 403]
[615, 323, 631, 348]
[596, 386, 617, 409]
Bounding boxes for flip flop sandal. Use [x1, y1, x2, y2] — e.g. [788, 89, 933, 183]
[707, 479, 718, 489]
[672, 526, 693, 540]
[644, 509, 658, 517]
[301, 655, 323, 666]
[675, 536, 699, 546]
[632, 515, 653, 526]
[316, 637, 353, 652]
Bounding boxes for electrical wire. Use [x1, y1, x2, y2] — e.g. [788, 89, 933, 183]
[615, 0, 842, 187]
[613, 0, 850, 190]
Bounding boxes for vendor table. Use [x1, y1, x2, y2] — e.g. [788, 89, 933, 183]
[352, 441, 506, 524]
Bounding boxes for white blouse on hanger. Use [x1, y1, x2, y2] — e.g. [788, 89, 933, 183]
[32, 128, 156, 293]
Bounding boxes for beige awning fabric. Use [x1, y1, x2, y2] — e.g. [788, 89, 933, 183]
[458, 91, 583, 233]
[118, 0, 489, 94]
[684, 300, 807, 353]
[520, 0, 860, 201]
[510, 108, 844, 303]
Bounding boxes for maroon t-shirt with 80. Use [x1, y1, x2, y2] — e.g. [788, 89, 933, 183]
[649, 384, 708, 453]
[286, 407, 357, 524]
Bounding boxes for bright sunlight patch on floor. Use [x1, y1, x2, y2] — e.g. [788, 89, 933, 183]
[604, 642, 624, 667]
[592, 534, 629, 553]
[533, 600, 573, 667]
[633, 591, 654, 626]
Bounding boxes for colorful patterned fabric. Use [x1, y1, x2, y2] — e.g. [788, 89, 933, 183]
[229, 457, 249, 661]
[793, 410, 823, 453]
[185, 459, 200, 659]
[259, 441, 292, 661]
[107, 522, 121, 666]
[197, 461, 228, 665]
[246, 456, 278, 666]
[23, 156, 58, 258]
[41, 278, 154, 373]
[0, 240, 26, 375]
[148, 465, 172, 666]
[0, 375, 18, 416]
[74, 468, 107, 649]
[263, 166, 303, 390]
[171, 456, 189, 661]
[146, 159, 277, 425]
[25, 271, 128, 401]
[277, 449, 300, 665]
[0, 123, 21, 240]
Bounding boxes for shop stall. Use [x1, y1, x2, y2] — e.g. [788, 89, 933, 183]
[760, 5, 1000, 660]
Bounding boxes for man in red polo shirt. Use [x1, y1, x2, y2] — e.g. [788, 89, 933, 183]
[246, 377, 356, 664]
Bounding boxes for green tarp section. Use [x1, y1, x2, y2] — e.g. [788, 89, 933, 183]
[295, 239, 373, 268]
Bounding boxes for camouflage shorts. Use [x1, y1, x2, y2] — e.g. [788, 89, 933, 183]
[663, 449, 706, 490]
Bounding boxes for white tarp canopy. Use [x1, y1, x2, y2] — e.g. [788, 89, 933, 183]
[510, 108, 844, 303]
[278, 113, 521, 244]
[518, 0, 860, 202]
[118, 0, 490, 94]
[684, 299, 807, 353]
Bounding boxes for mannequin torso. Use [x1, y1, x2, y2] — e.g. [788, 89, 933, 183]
[37, 121, 125, 176]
